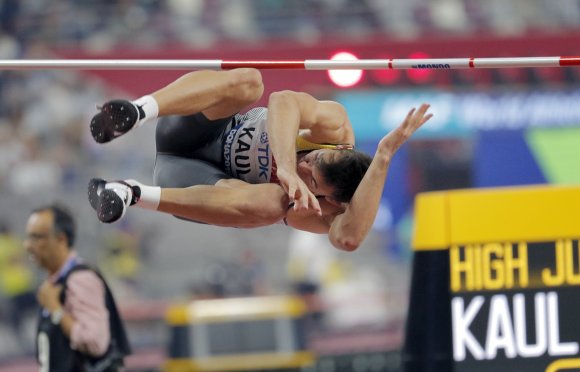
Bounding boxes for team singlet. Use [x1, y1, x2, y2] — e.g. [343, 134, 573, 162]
[223, 107, 353, 184]
[223, 107, 273, 184]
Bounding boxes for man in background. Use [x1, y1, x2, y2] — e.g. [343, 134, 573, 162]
[24, 204, 131, 371]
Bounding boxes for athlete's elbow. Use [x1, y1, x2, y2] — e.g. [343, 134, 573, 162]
[330, 235, 362, 252]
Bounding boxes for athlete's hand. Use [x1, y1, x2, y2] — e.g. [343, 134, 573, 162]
[377, 103, 433, 158]
[277, 168, 322, 215]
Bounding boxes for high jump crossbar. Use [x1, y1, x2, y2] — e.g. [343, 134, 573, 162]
[0, 56, 579, 70]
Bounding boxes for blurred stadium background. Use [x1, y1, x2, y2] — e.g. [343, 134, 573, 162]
[1, 0, 580, 371]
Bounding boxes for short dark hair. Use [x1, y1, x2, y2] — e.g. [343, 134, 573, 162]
[32, 204, 76, 248]
[318, 149, 373, 203]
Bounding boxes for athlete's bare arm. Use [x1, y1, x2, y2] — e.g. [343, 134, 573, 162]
[285, 199, 345, 233]
[284, 104, 432, 251]
[327, 104, 433, 251]
[267, 90, 354, 214]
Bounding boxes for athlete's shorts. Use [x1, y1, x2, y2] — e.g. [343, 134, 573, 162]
[154, 113, 234, 188]
[154, 111, 290, 226]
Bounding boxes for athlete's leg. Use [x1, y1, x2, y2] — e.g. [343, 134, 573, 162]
[152, 68, 264, 119]
[90, 68, 263, 143]
[151, 153, 287, 226]
[158, 180, 289, 228]
[88, 177, 289, 228]
[89, 153, 289, 227]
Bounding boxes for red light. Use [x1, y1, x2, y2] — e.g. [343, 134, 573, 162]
[407, 51, 434, 84]
[327, 51, 364, 88]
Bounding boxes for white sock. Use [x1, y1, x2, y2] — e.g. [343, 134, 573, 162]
[126, 179, 161, 210]
[133, 95, 159, 127]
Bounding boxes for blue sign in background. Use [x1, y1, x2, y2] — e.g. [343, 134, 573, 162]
[337, 89, 580, 141]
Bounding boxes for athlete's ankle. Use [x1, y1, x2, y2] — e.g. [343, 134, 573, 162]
[132, 95, 159, 127]
[125, 179, 160, 210]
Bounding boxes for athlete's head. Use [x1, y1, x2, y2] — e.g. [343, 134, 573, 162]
[297, 149, 372, 203]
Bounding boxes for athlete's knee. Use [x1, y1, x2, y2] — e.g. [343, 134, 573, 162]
[227, 68, 264, 103]
[253, 202, 287, 225]
[244, 202, 287, 226]
[238, 187, 288, 226]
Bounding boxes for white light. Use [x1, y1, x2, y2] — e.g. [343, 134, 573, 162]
[327, 52, 363, 88]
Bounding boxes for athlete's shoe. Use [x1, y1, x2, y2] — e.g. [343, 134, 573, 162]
[88, 178, 140, 223]
[90, 100, 145, 143]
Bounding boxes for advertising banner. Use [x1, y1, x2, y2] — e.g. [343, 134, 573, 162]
[337, 89, 580, 140]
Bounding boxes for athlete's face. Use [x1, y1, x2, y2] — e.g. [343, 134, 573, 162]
[297, 149, 336, 198]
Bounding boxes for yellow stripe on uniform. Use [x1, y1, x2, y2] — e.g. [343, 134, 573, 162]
[296, 136, 353, 152]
